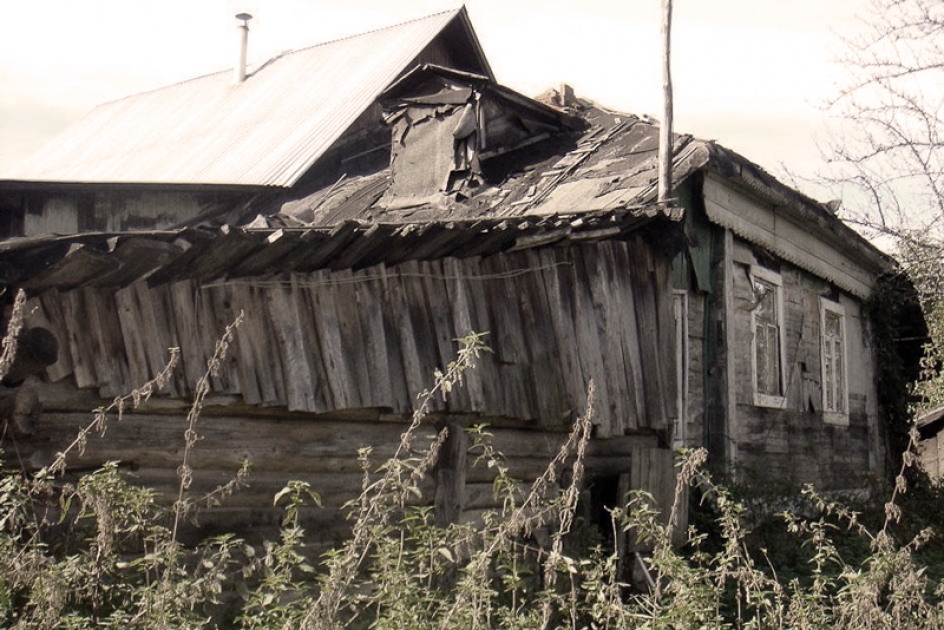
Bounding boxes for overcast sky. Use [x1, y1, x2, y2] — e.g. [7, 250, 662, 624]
[0, 0, 868, 197]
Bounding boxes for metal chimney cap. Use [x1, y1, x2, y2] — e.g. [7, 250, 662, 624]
[235, 13, 253, 22]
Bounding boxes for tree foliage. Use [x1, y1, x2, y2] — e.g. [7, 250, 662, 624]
[823, 0, 944, 406]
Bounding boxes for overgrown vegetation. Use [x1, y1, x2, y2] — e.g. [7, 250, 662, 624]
[2, 294, 944, 629]
[820, 0, 944, 410]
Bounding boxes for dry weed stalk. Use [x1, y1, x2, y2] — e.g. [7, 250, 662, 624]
[438, 381, 597, 630]
[301, 332, 488, 630]
[171, 310, 245, 541]
[42, 348, 181, 479]
[0, 289, 27, 382]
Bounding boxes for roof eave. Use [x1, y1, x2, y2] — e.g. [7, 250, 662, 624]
[454, 6, 495, 81]
[703, 143, 896, 276]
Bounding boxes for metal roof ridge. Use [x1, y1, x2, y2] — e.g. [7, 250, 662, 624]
[287, 6, 464, 55]
[77, 7, 468, 111]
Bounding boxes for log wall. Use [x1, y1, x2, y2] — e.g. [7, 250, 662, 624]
[13, 406, 676, 548]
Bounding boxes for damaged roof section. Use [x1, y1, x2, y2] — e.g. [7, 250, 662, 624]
[264, 72, 893, 297]
[377, 64, 583, 211]
[270, 69, 696, 229]
[0, 208, 682, 294]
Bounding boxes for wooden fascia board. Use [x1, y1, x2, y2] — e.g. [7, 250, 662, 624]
[702, 172, 876, 299]
[453, 6, 495, 81]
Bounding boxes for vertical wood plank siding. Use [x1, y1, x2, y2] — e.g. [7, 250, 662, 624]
[32, 240, 676, 434]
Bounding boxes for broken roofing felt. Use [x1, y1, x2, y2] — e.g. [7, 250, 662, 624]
[269, 69, 697, 228]
[261, 68, 892, 288]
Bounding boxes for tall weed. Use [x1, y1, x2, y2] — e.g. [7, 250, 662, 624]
[0, 306, 943, 628]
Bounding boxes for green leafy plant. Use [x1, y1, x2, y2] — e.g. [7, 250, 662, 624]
[3, 309, 944, 629]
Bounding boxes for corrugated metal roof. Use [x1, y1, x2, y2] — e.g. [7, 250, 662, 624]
[9, 8, 482, 188]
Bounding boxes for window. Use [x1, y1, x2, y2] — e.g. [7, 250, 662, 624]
[750, 267, 785, 407]
[820, 298, 848, 424]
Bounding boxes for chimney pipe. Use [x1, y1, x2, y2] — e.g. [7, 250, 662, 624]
[235, 13, 252, 84]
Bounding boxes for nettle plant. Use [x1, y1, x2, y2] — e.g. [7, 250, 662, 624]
[0, 289, 943, 629]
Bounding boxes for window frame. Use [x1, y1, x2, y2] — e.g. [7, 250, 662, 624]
[672, 289, 689, 448]
[749, 266, 787, 408]
[819, 297, 850, 426]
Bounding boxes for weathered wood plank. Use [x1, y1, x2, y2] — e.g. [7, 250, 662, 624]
[30, 411, 430, 473]
[384, 266, 425, 411]
[519, 249, 568, 427]
[225, 282, 264, 405]
[92, 237, 182, 288]
[628, 243, 668, 430]
[129, 467, 369, 508]
[200, 283, 242, 395]
[376, 266, 411, 414]
[33, 291, 74, 382]
[458, 257, 503, 415]
[130, 281, 180, 397]
[82, 286, 131, 397]
[260, 230, 330, 273]
[296, 221, 361, 272]
[355, 267, 394, 409]
[239, 283, 286, 406]
[570, 247, 613, 436]
[611, 242, 646, 431]
[291, 273, 332, 413]
[309, 270, 355, 410]
[23, 246, 116, 294]
[169, 280, 205, 391]
[536, 248, 584, 422]
[481, 254, 531, 420]
[151, 282, 188, 395]
[651, 244, 678, 423]
[420, 260, 462, 408]
[399, 260, 442, 410]
[442, 257, 486, 411]
[187, 231, 263, 284]
[266, 279, 316, 412]
[434, 418, 468, 526]
[587, 245, 626, 437]
[115, 285, 151, 390]
[59, 289, 98, 390]
[332, 269, 370, 408]
[230, 230, 302, 277]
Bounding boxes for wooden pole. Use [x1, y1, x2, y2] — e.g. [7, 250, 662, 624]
[658, 0, 674, 203]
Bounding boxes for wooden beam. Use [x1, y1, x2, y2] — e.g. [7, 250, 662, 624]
[658, 0, 674, 203]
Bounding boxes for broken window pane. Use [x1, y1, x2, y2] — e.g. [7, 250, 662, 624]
[822, 307, 845, 414]
[752, 276, 783, 399]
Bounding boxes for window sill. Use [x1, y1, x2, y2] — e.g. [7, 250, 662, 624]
[753, 393, 786, 409]
[823, 412, 850, 427]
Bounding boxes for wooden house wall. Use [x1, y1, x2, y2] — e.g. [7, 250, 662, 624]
[16, 404, 676, 547]
[13, 236, 681, 544]
[728, 237, 882, 489]
[680, 291, 707, 451]
[919, 432, 943, 478]
[91, 191, 205, 232]
[24, 198, 79, 235]
[24, 238, 677, 437]
[24, 191, 206, 237]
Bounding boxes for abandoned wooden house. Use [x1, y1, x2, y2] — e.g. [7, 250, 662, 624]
[0, 7, 911, 543]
